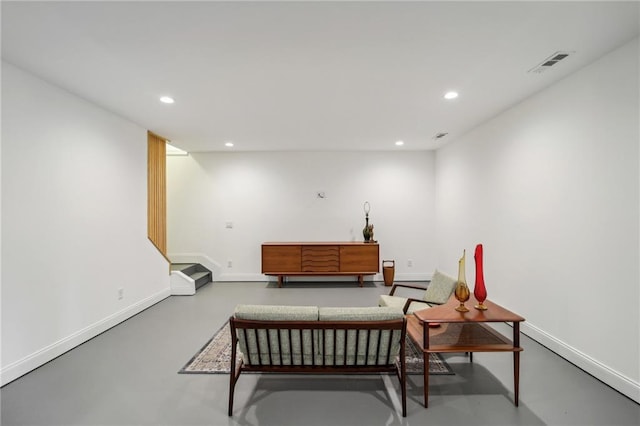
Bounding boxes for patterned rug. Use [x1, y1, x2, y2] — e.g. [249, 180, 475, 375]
[179, 322, 454, 375]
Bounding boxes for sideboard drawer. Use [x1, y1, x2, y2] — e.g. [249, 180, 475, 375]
[302, 246, 339, 272]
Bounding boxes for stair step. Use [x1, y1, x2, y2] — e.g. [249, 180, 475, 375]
[170, 262, 212, 292]
[193, 271, 211, 289]
[171, 263, 197, 276]
[190, 271, 210, 280]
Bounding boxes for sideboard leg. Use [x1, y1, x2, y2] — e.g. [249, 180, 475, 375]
[278, 276, 283, 288]
[358, 275, 364, 287]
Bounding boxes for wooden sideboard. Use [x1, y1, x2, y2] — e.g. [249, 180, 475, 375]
[262, 242, 379, 287]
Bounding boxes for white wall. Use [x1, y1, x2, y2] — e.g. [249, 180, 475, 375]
[435, 38, 639, 402]
[1, 62, 171, 385]
[167, 151, 436, 281]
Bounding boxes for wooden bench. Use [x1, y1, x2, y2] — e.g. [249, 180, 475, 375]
[228, 305, 407, 417]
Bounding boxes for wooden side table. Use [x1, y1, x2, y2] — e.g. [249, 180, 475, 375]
[408, 295, 525, 408]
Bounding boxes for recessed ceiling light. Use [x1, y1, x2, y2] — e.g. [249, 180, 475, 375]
[444, 91, 459, 100]
[159, 96, 175, 104]
[395, 140, 404, 146]
[225, 141, 234, 147]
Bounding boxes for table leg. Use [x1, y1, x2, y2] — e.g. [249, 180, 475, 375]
[514, 351, 520, 406]
[423, 324, 430, 408]
[514, 322, 521, 406]
[358, 275, 364, 287]
[278, 276, 283, 288]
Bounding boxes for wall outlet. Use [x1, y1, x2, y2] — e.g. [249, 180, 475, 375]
[118, 288, 124, 300]
[407, 259, 413, 267]
[227, 260, 233, 268]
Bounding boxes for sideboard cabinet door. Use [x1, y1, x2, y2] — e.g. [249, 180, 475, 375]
[262, 245, 301, 273]
[339, 244, 379, 273]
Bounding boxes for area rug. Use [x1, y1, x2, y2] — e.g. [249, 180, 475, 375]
[179, 322, 453, 375]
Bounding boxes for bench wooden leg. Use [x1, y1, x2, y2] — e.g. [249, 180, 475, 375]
[228, 319, 241, 416]
[228, 373, 236, 416]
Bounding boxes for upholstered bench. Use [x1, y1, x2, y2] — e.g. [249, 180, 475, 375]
[228, 304, 407, 417]
[378, 269, 457, 313]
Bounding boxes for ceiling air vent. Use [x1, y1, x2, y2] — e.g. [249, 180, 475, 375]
[528, 51, 574, 74]
[433, 132, 448, 140]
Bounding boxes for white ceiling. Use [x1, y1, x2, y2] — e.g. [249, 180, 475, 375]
[2, 1, 639, 152]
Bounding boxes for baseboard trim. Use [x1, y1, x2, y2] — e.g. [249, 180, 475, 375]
[394, 272, 433, 281]
[213, 272, 433, 282]
[217, 272, 269, 282]
[521, 322, 640, 403]
[0, 288, 171, 387]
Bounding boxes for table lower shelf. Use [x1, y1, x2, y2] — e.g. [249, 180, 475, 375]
[406, 315, 522, 353]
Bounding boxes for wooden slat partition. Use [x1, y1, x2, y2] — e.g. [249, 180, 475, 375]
[147, 131, 167, 256]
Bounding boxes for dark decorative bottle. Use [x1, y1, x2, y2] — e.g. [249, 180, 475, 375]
[363, 216, 371, 241]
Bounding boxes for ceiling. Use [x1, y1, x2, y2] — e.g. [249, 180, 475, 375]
[2, 1, 639, 152]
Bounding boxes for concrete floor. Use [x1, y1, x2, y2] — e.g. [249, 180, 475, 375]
[1, 281, 639, 425]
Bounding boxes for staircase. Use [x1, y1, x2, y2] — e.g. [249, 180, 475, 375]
[170, 263, 212, 295]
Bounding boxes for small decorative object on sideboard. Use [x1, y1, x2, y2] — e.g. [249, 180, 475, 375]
[454, 249, 470, 312]
[366, 224, 374, 242]
[474, 243, 488, 310]
[362, 201, 375, 242]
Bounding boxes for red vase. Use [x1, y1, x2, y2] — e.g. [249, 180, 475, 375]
[474, 244, 488, 310]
